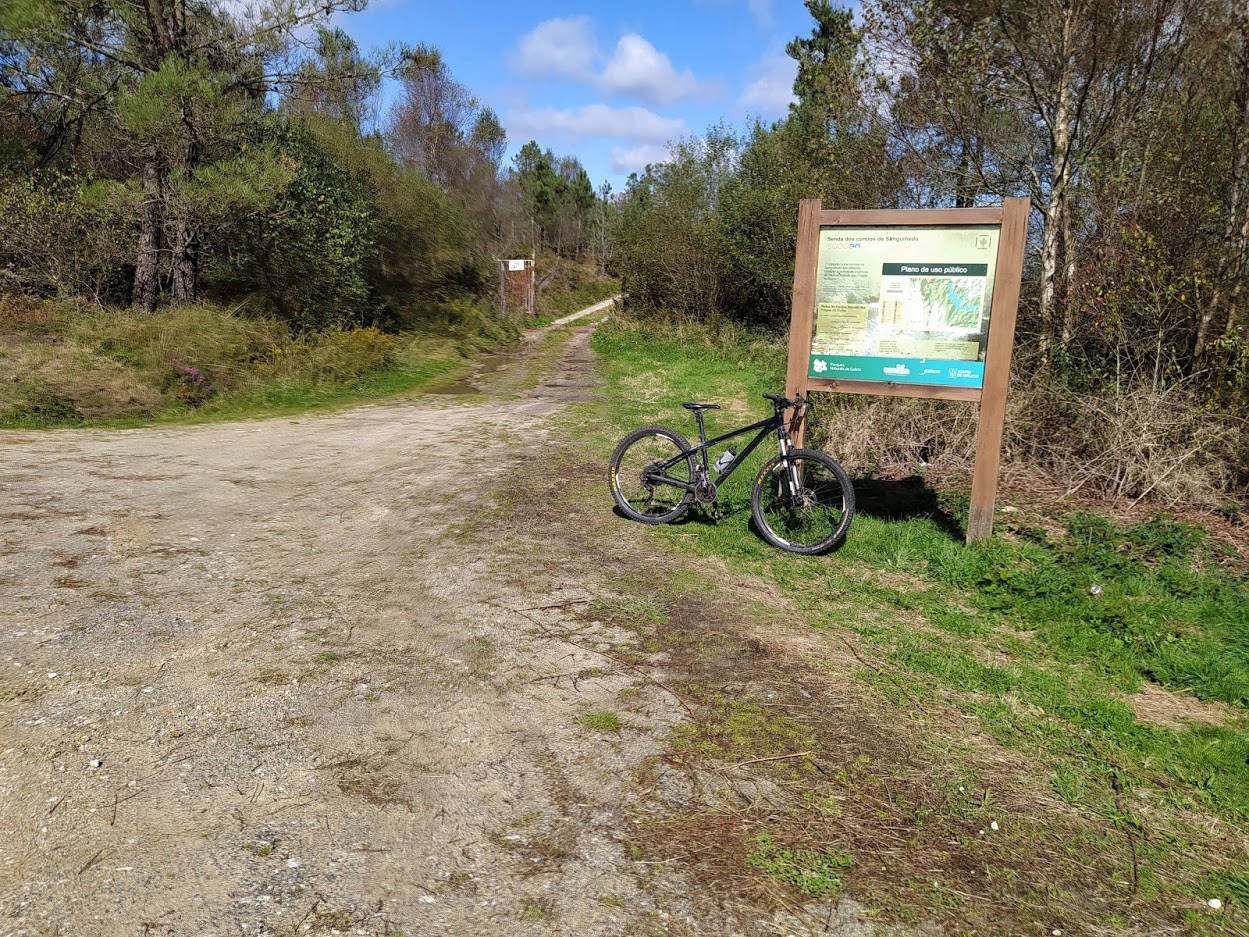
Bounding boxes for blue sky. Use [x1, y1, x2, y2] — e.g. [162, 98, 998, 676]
[336, 0, 818, 190]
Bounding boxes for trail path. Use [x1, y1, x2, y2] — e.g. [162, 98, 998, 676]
[546, 295, 621, 328]
[0, 315, 697, 937]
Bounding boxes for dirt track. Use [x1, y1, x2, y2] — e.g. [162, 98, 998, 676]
[0, 325, 711, 936]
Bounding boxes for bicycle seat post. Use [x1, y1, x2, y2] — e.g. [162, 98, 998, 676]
[692, 409, 708, 448]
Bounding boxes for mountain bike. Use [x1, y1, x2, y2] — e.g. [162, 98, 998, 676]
[608, 393, 854, 554]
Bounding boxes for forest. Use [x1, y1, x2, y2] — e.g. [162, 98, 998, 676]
[0, 0, 612, 422]
[612, 0, 1249, 509]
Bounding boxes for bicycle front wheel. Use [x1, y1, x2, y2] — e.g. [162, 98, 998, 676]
[750, 448, 854, 554]
[609, 425, 696, 524]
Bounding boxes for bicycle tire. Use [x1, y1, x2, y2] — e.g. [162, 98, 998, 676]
[609, 425, 697, 524]
[750, 448, 854, 554]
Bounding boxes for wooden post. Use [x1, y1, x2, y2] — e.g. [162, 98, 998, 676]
[785, 199, 823, 447]
[966, 196, 1029, 544]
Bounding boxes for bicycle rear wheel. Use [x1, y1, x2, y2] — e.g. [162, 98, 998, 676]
[750, 448, 854, 554]
[609, 425, 696, 524]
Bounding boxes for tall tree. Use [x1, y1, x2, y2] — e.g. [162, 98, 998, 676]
[1, 0, 370, 310]
[287, 26, 381, 132]
[512, 140, 558, 251]
[387, 44, 477, 188]
[868, 0, 1189, 354]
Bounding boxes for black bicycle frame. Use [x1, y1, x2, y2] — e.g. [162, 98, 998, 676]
[648, 409, 789, 494]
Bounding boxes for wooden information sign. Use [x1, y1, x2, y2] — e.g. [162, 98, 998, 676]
[783, 198, 1030, 544]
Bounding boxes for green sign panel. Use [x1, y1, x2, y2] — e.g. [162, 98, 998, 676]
[808, 225, 1000, 388]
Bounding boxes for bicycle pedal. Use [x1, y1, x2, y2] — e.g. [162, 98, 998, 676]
[711, 503, 726, 521]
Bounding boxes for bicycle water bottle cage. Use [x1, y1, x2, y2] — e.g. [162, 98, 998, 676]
[681, 402, 720, 411]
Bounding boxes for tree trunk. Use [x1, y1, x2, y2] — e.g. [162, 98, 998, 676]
[1216, 22, 1249, 346]
[1060, 159, 1078, 346]
[171, 219, 198, 302]
[954, 137, 973, 208]
[170, 108, 199, 303]
[1042, 0, 1078, 355]
[132, 157, 162, 313]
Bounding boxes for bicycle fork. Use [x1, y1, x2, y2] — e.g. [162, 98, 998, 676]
[778, 429, 803, 502]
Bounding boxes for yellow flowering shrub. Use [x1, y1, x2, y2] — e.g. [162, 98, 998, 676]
[260, 326, 398, 382]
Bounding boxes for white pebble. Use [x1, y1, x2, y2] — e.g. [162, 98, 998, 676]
[419, 895, 436, 904]
[990, 820, 999, 831]
[1208, 898, 1223, 910]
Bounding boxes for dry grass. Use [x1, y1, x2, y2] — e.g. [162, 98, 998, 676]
[0, 296, 484, 426]
[809, 374, 1245, 508]
[0, 336, 163, 421]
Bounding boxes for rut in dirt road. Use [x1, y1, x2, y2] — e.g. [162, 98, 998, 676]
[0, 324, 699, 937]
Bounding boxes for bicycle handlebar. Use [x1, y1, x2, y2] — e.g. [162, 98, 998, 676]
[762, 392, 808, 411]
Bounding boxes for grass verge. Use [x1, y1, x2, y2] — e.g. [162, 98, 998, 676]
[1, 296, 515, 428]
[557, 312, 1249, 934]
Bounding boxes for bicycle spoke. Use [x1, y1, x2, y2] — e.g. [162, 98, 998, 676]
[755, 455, 848, 549]
[613, 432, 692, 519]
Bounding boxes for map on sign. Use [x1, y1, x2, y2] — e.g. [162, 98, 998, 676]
[879, 266, 987, 332]
[808, 226, 1000, 388]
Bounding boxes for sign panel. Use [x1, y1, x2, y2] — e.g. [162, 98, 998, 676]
[507, 259, 527, 272]
[784, 199, 1030, 543]
[808, 225, 1000, 388]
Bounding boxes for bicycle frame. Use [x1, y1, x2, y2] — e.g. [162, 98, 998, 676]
[646, 408, 792, 494]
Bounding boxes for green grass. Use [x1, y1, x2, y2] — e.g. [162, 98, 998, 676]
[534, 276, 619, 326]
[0, 297, 507, 429]
[577, 710, 622, 732]
[584, 311, 1249, 918]
[745, 833, 854, 898]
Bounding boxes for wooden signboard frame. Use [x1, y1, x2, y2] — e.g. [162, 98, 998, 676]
[783, 197, 1030, 544]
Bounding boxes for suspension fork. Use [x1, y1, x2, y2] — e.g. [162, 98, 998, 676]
[777, 423, 803, 498]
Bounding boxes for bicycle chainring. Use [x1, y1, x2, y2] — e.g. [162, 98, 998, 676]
[694, 479, 718, 504]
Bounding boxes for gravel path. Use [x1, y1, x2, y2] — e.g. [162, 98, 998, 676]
[0, 325, 690, 937]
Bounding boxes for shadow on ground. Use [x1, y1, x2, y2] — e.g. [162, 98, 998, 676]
[851, 474, 966, 541]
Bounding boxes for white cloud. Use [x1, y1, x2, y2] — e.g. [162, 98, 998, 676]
[740, 51, 796, 117]
[508, 104, 686, 144]
[509, 16, 599, 81]
[746, 0, 772, 26]
[510, 18, 710, 104]
[610, 143, 671, 173]
[599, 34, 707, 105]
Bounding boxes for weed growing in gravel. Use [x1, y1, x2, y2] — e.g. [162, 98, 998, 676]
[745, 834, 853, 898]
[577, 710, 622, 732]
[520, 897, 555, 921]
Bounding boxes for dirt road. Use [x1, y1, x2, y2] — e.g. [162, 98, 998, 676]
[0, 323, 713, 937]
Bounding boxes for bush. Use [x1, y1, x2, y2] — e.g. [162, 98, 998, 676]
[0, 173, 136, 302]
[808, 372, 1245, 507]
[259, 326, 398, 383]
[73, 303, 288, 394]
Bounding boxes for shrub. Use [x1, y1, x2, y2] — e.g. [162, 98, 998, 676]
[0, 173, 136, 303]
[808, 372, 1245, 506]
[260, 326, 398, 383]
[73, 303, 288, 393]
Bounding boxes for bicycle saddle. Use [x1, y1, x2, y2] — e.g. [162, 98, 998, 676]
[681, 402, 720, 411]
